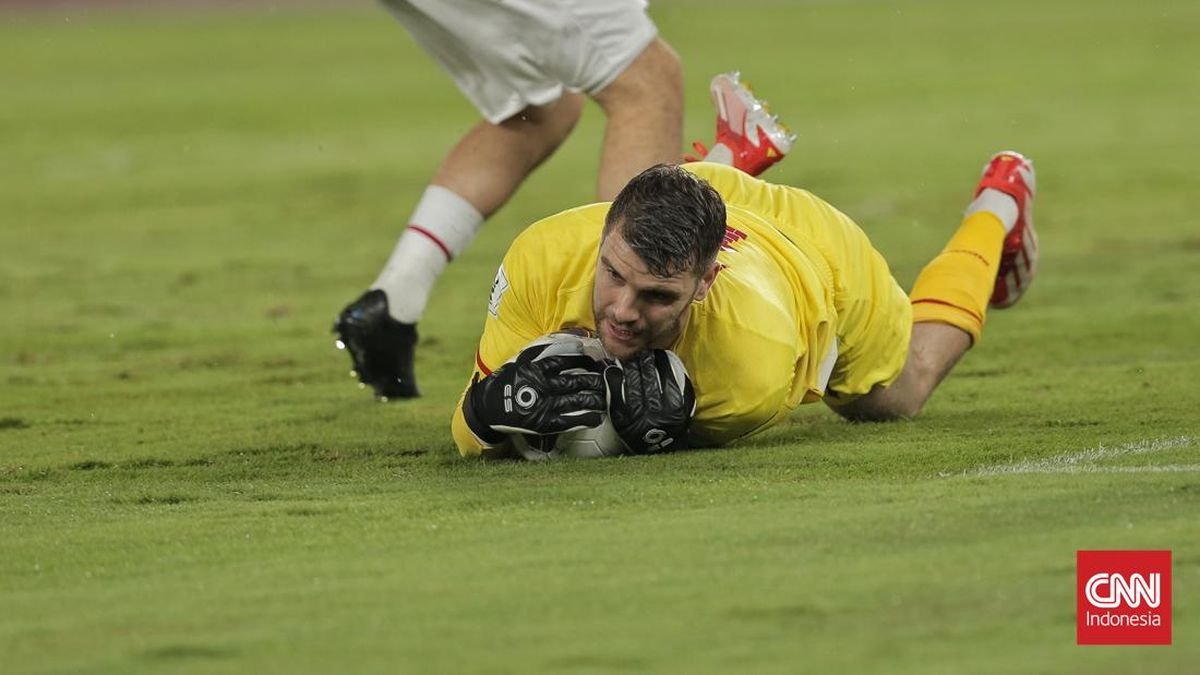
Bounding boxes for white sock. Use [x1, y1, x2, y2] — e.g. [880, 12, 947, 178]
[964, 188, 1018, 234]
[371, 185, 484, 323]
[703, 143, 735, 166]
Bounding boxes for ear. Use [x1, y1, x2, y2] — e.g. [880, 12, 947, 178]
[692, 262, 720, 302]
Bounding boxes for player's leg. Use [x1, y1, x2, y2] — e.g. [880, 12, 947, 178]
[831, 323, 970, 421]
[337, 0, 594, 399]
[831, 151, 1038, 421]
[335, 95, 584, 400]
[374, 94, 583, 316]
[427, 93, 585, 218]
[590, 37, 685, 200]
[549, 0, 682, 199]
[370, 94, 583, 323]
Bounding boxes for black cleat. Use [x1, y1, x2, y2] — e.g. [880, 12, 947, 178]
[333, 289, 420, 399]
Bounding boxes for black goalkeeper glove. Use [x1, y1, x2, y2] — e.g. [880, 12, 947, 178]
[604, 350, 696, 454]
[463, 342, 607, 445]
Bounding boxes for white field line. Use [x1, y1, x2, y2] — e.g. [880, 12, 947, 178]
[968, 436, 1196, 476]
[1061, 464, 1200, 474]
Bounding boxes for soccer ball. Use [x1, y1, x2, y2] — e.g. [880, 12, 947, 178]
[506, 331, 626, 460]
[505, 331, 691, 461]
[511, 414, 628, 460]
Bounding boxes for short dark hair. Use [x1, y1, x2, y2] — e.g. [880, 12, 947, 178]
[603, 164, 726, 278]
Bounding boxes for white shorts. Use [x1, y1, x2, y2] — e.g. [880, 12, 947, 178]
[380, 0, 658, 124]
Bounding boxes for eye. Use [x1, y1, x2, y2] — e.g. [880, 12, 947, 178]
[645, 291, 678, 305]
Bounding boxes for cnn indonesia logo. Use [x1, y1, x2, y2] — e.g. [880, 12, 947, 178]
[1077, 550, 1172, 645]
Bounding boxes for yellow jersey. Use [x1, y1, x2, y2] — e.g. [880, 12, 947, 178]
[452, 162, 911, 455]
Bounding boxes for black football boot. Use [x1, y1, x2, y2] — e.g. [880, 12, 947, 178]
[333, 289, 420, 399]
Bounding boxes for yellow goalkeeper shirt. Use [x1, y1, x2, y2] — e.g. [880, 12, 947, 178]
[451, 162, 911, 456]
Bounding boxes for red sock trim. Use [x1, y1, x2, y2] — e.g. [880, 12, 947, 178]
[409, 225, 453, 262]
[942, 248, 992, 267]
[911, 298, 984, 324]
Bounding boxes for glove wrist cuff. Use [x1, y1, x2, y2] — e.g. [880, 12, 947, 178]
[463, 381, 507, 446]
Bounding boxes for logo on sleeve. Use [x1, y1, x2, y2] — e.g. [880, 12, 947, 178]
[488, 264, 510, 317]
[1077, 550, 1171, 645]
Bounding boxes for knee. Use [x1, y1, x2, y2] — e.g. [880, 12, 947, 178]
[827, 388, 924, 423]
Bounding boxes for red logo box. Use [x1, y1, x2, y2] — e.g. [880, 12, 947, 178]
[1077, 550, 1172, 645]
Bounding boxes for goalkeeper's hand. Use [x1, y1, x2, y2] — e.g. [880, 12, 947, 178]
[604, 350, 696, 454]
[463, 342, 607, 445]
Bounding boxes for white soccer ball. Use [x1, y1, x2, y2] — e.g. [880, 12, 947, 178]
[505, 331, 691, 461]
[506, 331, 625, 460]
[512, 415, 628, 460]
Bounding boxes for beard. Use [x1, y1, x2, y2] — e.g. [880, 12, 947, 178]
[595, 310, 686, 361]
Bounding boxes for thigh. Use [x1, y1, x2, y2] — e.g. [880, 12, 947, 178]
[549, 0, 659, 95]
[823, 235, 913, 404]
[757, 186, 913, 404]
[379, 0, 565, 123]
[381, 0, 656, 123]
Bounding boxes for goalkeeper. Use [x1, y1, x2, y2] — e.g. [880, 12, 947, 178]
[454, 155, 1037, 457]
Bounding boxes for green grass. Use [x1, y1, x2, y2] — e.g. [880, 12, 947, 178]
[1, 0, 1198, 672]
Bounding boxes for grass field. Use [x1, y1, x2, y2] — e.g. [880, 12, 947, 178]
[2, 0, 1198, 672]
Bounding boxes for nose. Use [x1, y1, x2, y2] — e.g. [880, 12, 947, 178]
[610, 288, 639, 325]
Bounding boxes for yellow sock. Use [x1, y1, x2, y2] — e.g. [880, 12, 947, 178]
[910, 212, 1006, 344]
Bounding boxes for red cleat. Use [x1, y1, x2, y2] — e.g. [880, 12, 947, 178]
[688, 72, 795, 177]
[976, 151, 1038, 308]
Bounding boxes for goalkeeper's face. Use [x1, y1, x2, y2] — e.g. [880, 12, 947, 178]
[592, 230, 717, 361]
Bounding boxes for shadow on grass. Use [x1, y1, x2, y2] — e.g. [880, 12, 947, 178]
[0, 417, 32, 430]
[141, 644, 236, 661]
[1, 442, 435, 492]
